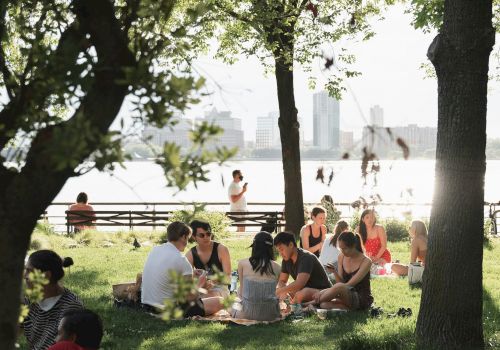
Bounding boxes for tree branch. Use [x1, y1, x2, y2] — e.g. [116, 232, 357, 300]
[0, 1, 17, 100]
[0, 22, 85, 151]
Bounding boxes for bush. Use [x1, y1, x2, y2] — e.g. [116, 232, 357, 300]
[349, 209, 361, 231]
[320, 200, 342, 233]
[34, 220, 55, 235]
[164, 210, 231, 242]
[383, 218, 410, 242]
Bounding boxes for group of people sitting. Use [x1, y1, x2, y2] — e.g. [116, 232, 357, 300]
[140, 207, 428, 321]
[21, 206, 428, 349]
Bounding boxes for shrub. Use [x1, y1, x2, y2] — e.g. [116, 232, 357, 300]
[349, 209, 361, 231]
[320, 199, 342, 233]
[34, 220, 55, 235]
[383, 218, 410, 242]
[163, 210, 231, 242]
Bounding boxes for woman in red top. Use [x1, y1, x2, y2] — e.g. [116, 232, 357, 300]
[357, 209, 391, 265]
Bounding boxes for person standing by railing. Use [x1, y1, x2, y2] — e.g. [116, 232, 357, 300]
[68, 192, 96, 233]
[228, 169, 248, 232]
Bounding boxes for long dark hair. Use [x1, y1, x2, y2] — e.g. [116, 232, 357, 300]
[338, 231, 364, 253]
[331, 220, 349, 246]
[29, 250, 74, 284]
[249, 231, 275, 276]
[358, 209, 375, 244]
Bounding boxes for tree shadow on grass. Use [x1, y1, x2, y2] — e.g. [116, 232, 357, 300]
[483, 288, 500, 349]
[63, 268, 176, 349]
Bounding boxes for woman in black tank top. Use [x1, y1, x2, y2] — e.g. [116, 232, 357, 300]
[300, 206, 328, 257]
[307, 231, 373, 311]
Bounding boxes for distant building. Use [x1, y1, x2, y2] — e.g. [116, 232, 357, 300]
[203, 108, 245, 149]
[256, 112, 280, 149]
[143, 117, 193, 149]
[392, 124, 437, 150]
[313, 91, 340, 149]
[370, 105, 384, 127]
[340, 131, 354, 150]
[143, 108, 245, 151]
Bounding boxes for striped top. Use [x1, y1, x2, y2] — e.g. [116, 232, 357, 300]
[22, 288, 83, 350]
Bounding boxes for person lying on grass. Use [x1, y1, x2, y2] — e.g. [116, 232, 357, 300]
[274, 231, 332, 304]
[141, 221, 223, 318]
[306, 231, 374, 311]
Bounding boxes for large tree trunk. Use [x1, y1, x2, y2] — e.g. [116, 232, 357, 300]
[416, 1, 494, 348]
[0, 1, 135, 348]
[274, 58, 304, 236]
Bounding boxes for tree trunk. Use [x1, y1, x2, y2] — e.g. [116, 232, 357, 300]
[416, 1, 494, 349]
[274, 58, 304, 237]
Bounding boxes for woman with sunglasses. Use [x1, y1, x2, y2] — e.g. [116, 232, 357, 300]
[186, 220, 231, 297]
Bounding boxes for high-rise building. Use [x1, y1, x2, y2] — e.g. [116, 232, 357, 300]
[256, 112, 279, 149]
[392, 124, 437, 150]
[313, 91, 340, 149]
[370, 105, 384, 126]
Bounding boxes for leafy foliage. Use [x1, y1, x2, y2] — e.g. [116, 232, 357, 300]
[205, 0, 394, 98]
[166, 208, 232, 241]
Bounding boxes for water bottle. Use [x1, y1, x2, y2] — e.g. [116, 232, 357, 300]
[230, 271, 238, 293]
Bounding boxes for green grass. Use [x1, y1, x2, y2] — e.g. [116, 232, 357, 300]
[21, 232, 500, 349]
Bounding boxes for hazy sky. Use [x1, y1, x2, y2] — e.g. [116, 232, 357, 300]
[183, 4, 500, 141]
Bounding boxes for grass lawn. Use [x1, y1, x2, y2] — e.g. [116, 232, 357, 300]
[21, 231, 500, 349]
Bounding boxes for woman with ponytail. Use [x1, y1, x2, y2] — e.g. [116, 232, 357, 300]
[231, 231, 281, 321]
[307, 231, 373, 311]
[22, 250, 83, 350]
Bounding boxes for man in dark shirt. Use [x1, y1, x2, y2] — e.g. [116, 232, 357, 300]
[274, 231, 332, 303]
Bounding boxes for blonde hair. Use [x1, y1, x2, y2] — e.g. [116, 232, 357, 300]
[411, 220, 428, 239]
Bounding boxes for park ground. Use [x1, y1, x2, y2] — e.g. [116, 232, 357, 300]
[21, 228, 500, 350]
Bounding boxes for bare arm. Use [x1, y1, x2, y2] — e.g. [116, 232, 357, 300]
[410, 239, 419, 263]
[230, 184, 247, 203]
[334, 254, 345, 283]
[277, 272, 310, 296]
[185, 250, 194, 267]
[237, 260, 243, 296]
[277, 272, 289, 289]
[374, 226, 388, 261]
[218, 244, 232, 279]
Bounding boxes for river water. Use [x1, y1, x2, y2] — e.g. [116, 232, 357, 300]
[48, 160, 500, 222]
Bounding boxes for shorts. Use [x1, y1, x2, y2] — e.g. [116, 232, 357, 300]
[179, 298, 206, 318]
[141, 298, 205, 318]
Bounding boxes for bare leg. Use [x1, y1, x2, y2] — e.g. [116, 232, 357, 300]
[318, 283, 353, 309]
[320, 300, 349, 310]
[293, 288, 319, 303]
[201, 297, 223, 316]
[391, 263, 409, 276]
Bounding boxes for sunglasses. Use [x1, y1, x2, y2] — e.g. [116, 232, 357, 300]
[196, 232, 212, 239]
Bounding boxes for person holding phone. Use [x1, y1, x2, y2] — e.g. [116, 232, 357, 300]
[228, 169, 248, 232]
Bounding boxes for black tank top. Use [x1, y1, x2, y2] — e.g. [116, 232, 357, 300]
[342, 258, 374, 310]
[191, 242, 223, 275]
[300, 225, 325, 258]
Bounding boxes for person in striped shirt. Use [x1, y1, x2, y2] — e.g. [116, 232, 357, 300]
[22, 250, 83, 350]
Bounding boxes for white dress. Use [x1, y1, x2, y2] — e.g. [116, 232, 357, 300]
[318, 235, 340, 267]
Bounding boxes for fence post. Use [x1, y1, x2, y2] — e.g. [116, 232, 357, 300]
[152, 206, 156, 231]
[129, 211, 132, 231]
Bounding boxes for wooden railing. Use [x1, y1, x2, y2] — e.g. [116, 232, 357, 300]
[65, 210, 285, 234]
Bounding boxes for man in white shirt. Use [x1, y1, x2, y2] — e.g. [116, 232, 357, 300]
[141, 221, 223, 317]
[228, 169, 248, 232]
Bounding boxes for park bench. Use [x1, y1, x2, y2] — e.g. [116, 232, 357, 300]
[65, 210, 285, 234]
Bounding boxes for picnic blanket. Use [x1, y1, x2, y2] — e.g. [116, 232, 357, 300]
[190, 308, 291, 326]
